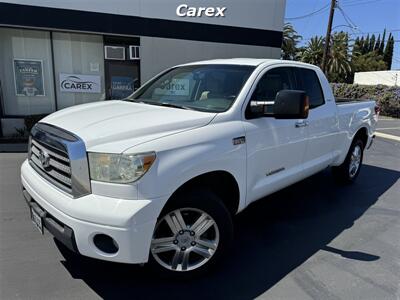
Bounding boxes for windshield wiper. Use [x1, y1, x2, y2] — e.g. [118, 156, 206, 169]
[158, 102, 194, 110]
[127, 99, 194, 110]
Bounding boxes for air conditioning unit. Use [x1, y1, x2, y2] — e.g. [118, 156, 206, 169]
[129, 46, 140, 60]
[104, 46, 125, 60]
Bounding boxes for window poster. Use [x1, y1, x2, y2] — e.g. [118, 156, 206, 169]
[154, 78, 190, 96]
[111, 76, 135, 99]
[59, 73, 101, 93]
[13, 59, 45, 97]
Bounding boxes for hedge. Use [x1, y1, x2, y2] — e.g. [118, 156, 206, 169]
[331, 83, 400, 118]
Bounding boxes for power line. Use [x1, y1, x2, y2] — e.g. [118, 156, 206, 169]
[341, 0, 386, 7]
[336, 5, 360, 33]
[302, 29, 399, 40]
[285, 3, 330, 20]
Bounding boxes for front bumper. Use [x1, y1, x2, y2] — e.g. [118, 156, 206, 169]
[23, 189, 79, 253]
[21, 160, 165, 264]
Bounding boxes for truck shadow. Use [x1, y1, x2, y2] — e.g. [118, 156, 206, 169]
[56, 164, 399, 300]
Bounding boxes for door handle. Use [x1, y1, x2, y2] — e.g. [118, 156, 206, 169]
[295, 120, 308, 128]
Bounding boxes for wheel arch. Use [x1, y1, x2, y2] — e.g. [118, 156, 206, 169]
[353, 126, 368, 148]
[332, 126, 369, 167]
[163, 170, 241, 217]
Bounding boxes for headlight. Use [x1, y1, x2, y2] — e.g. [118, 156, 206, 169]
[88, 152, 156, 183]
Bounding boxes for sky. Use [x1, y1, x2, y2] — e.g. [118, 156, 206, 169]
[284, 0, 400, 69]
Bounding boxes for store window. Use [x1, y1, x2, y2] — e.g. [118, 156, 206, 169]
[0, 28, 56, 116]
[52, 32, 106, 109]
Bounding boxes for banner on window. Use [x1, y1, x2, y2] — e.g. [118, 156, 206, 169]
[154, 79, 190, 96]
[13, 59, 45, 97]
[59, 73, 101, 93]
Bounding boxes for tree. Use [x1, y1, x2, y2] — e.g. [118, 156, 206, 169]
[352, 52, 387, 73]
[359, 36, 365, 54]
[301, 32, 352, 82]
[379, 29, 386, 55]
[383, 33, 394, 69]
[369, 34, 376, 53]
[326, 32, 352, 82]
[281, 22, 302, 60]
[352, 37, 361, 56]
[300, 36, 324, 66]
[374, 34, 381, 52]
[363, 34, 370, 54]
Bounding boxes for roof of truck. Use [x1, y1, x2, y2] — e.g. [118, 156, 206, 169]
[180, 58, 318, 69]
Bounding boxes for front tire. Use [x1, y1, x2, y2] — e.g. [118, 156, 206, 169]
[148, 189, 233, 277]
[332, 138, 364, 184]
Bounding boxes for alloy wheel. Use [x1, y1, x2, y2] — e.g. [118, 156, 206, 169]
[349, 145, 362, 178]
[151, 208, 220, 272]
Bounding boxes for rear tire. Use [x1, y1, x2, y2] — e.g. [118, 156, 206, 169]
[148, 188, 233, 278]
[332, 139, 364, 184]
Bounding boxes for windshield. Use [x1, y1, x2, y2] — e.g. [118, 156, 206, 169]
[126, 64, 255, 112]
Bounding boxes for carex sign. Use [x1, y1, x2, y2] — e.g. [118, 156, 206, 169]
[176, 4, 227, 17]
[60, 73, 101, 93]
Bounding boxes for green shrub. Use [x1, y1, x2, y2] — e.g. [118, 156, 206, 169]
[331, 83, 400, 118]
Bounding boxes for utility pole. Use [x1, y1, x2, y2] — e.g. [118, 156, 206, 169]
[321, 0, 336, 74]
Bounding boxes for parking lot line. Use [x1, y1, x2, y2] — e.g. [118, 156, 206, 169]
[375, 132, 400, 142]
[376, 127, 400, 130]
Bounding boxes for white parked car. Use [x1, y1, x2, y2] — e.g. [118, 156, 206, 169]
[21, 59, 378, 276]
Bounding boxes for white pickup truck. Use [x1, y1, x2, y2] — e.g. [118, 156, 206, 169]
[21, 59, 378, 276]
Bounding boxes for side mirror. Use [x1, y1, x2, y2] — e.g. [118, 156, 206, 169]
[274, 90, 309, 119]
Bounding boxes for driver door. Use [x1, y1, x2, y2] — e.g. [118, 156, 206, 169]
[242, 66, 309, 204]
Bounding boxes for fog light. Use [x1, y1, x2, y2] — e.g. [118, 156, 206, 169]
[93, 234, 119, 254]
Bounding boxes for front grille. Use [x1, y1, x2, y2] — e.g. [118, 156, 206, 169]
[30, 139, 72, 193]
[29, 123, 91, 198]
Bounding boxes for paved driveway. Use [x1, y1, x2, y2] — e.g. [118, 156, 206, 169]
[0, 137, 399, 300]
[376, 117, 400, 137]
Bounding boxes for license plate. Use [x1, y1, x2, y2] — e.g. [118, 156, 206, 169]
[31, 207, 44, 234]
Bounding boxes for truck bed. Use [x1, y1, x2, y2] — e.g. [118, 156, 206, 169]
[335, 98, 373, 105]
[335, 99, 376, 138]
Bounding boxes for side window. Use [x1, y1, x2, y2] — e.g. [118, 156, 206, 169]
[297, 68, 325, 109]
[251, 67, 296, 102]
[248, 67, 296, 116]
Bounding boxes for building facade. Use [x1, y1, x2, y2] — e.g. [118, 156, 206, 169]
[0, 0, 285, 137]
[354, 71, 399, 87]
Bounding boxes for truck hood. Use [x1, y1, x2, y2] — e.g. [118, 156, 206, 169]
[41, 100, 216, 152]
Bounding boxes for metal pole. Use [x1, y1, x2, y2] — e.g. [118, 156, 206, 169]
[321, 0, 336, 74]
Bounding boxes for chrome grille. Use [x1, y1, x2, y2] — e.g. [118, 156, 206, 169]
[29, 123, 91, 198]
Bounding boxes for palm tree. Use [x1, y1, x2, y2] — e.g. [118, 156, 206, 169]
[300, 36, 324, 66]
[327, 32, 352, 82]
[281, 22, 302, 60]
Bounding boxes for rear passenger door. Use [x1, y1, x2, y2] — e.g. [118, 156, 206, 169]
[295, 67, 336, 175]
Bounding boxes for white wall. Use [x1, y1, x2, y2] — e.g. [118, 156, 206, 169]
[354, 71, 400, 86]
[140, 36, 280, 82]
[1, 0, 285, 31]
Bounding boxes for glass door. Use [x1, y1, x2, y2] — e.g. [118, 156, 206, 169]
[105, 60, 140, 100]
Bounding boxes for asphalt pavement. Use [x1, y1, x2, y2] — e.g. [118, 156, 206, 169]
[0, 136, 399, 300]
[376, 117, 400, 140]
